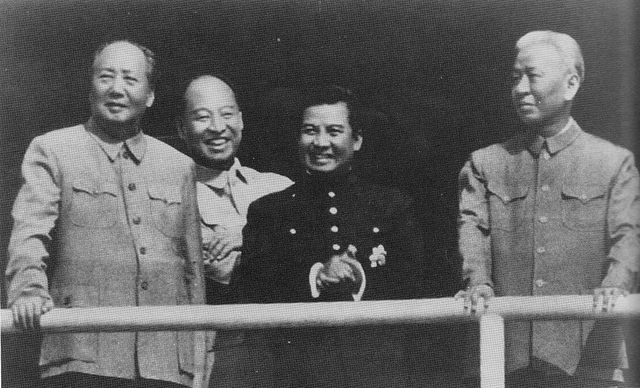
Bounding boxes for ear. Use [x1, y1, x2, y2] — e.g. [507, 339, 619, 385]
[238, 111, 244, 131]
[564, 73, 580, 101]
[353, 133, 363, 152]
[176, 117, 186, 141]
[145, 90, 155, 108]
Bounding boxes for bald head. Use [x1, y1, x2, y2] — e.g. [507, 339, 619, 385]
[179, 75, 244, 169]
[184, 76, 238, 113]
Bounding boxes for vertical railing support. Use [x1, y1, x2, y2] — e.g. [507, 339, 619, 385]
[480, 314, 505, 388]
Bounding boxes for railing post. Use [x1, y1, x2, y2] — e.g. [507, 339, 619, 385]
[480, 314, 505, 388]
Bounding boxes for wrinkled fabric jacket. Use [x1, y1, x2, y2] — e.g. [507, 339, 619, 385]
[458, 120, 639, 378]
[5, 122, 205, 386]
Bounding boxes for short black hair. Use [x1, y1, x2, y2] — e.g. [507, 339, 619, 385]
[298, 85, 364, 138]
[92, 40, 158, 90]
[176, 72, 239, 118]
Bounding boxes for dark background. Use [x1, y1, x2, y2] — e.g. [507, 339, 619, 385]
[1, 0, 638, 386]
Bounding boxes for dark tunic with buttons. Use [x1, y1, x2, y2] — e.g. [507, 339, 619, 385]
[230, 171, 427, 388]
[233, 171, 425, 303]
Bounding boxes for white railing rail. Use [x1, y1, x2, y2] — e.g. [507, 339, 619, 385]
[2, 294, 640, 388]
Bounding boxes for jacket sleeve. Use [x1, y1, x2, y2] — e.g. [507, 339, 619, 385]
[183, 162, 206, 305]
[457, 155, 493, 289]
[601, 152, 640, 291]
[5, 136, 59, 306]
[232, 199, 322, 303]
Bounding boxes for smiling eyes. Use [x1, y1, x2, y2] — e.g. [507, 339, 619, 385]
[192, 110, 237, 123]
[97, 72, 140, 85]
[301, 125, 345, 136]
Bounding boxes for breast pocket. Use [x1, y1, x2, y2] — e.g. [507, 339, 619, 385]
[561, 184, 607, 231]
[148, 185, 183, 238]
[487, 183, 529, 232]
[70, 180, 118, 228]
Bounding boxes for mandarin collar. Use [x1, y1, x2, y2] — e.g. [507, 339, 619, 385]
[527, 117, 581, 156]
[298, 169, 358, 194]
[85, 118, 146, 163]
[195, 158, 246, 190]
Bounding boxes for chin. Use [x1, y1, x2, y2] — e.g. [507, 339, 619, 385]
[308, 164, 336, 173]
[98, 113, 134, 125]
[518, 114, 540, 126]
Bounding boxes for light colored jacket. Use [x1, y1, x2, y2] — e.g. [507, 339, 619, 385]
[458, 120, 639, 378]
[5, 121, 205, 386]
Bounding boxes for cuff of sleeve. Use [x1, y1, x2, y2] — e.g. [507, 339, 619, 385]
[309, 261, 367, 301]
[601, 260, 636, 291]
[351, 260, 366, 302]
[310, 262, 325, 298]
[466, 278, 494, 290]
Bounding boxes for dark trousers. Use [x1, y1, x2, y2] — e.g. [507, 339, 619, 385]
[506, 367, 622, 388]
[210, 327, 412, 388]
[43, 372, 187, 388]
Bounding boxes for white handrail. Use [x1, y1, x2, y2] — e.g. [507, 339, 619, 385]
[2, 294, 639, 334]
[3, 295, 638, 388]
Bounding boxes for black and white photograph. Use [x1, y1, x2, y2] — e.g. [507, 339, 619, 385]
[1, 1, 638, 387]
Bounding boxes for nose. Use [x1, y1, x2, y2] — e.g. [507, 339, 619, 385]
[312, 131, 330, 147]
[107, 75, 126, 96]
[513, 75, 530, 96]
[205, 114, 226, 134]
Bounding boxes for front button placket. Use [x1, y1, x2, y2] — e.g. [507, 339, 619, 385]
[327, 190, 341, 254]
[118, 143, 148, 302]
[533, 142, 560, 296]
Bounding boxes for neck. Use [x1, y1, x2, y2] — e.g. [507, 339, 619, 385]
[93, 117, 141, 142]
[530, 115, 571, 138]
[306, 167, 352, 181]
[197, 156, 235, 171]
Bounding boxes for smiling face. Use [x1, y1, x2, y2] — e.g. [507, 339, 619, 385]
[511, 43, 578, 128]
[179, 76, 243, 169]
[90, 42, 154, 132]
[299, 102, 362, 175]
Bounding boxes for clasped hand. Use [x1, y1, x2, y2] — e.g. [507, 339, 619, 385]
[203, 226, 242, 282]
[317, 248, 362, 293]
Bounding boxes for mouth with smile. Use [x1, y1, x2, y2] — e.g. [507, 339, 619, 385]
[105, 101, 128, 112]
[202, 138, 230, 150]
[516, 101, 538, 112]
[309, 153, 334, 164]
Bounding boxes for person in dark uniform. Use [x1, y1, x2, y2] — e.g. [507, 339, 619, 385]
[230, 85, 427, 387]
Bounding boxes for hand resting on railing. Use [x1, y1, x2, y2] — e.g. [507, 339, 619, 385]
[10, 295, 54, 331]
[454, 284, 494, 315]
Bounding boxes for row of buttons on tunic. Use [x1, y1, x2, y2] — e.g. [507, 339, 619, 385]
[536, 175, 548, 288]
[536, 180, 551, 256]
[328, 191, 341, 251]
[121, 149, 150, 292]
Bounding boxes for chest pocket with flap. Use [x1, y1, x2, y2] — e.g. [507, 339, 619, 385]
[148, 185, 183, 237]
[561, 184, 607, 232]
[70, 180, 119, 228]
[487, 183, 529, 232]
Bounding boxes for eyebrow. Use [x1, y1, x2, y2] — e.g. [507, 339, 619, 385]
[188, 106, 237, 114]
[95, 67, 140, 75]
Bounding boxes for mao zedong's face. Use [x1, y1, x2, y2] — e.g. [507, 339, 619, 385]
[180, 76, 243, 169]
[299, 102, 362, 175]
[90, 42, 154, 129]
[511, 43, 573, 126]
